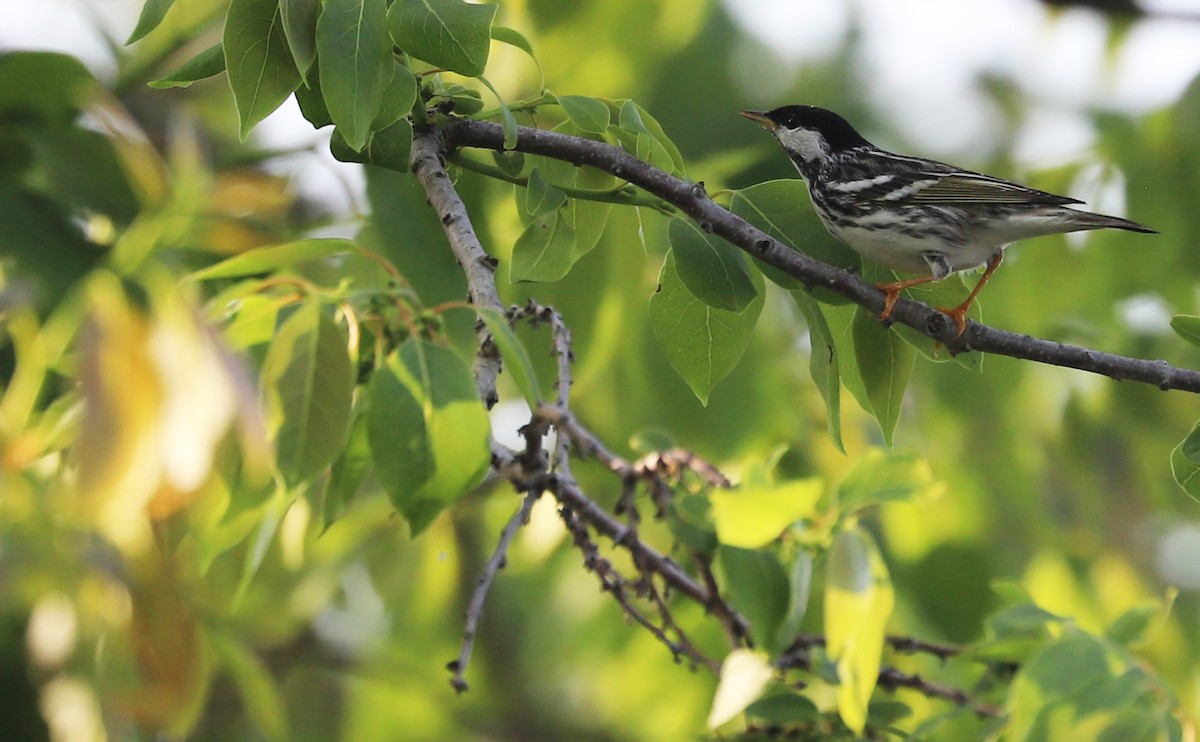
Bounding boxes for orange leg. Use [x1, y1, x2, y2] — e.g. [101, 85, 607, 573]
[875, 274, 942, 322]
[940, 251, 1004, 337]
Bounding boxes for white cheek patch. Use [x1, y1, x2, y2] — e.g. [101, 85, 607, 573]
[829, 174, 893, 192]
[776, 127, 830, 163]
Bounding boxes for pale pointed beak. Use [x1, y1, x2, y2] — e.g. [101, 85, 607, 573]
[739, 110, 776, 130]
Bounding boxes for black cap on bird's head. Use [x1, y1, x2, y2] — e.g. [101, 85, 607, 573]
[740, 105, 872, 166]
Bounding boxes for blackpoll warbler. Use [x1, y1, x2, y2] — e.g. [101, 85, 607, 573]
[742, 106, 1154, 335]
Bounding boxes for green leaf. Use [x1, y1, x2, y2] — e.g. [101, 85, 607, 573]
[710, 478, 822, 549]
[126, 0, 178, 44]
[825, 527, 894, 734]
[1105, 604, 1161, 647]
[367, 340, 491, 534]
[852, 306, 915, 446]
[478, 76, 517, 149]
[331, 118, 414, 171]
[719, 547, 790, 651]
[387, 0, 497, 77]
[0, 52, 96, 124]
[149, 43, 227, 88]
[731, 180, 859, 302]
[745, 692, 820, 726]
[475, 307, 542, 408]
[510, 210, 577, 282]
[0, 186, 100, 314]
[557, 95, 610, 134]
[224, 0, 303, 139]
[372, 64, 418, 130]
[294, 74, 332, 128]
[706, 649, 774, 730]
[837, 449, 943, 513]
[1171, 314, 1200, 349]
[529, 121, 614, 259]
[490, 25, 534, 57]
[26, 126, 140, 223]
[650, 251, 765, 405]
[325, 408, 372, 530]
[614, 99, 684, 174]
[208, 631, 288, 741]
[261, 300, 355, 486]
[792, 292, 843, 451]
[777, 551, 814, 651]
[280, 0, 320, 76]
[668, 218, 757, 313]
[318, 0, 393, 151]
[524, 167, 567, 217]
[1171, 420, 1200, 500]
[191, 239, 355, 280]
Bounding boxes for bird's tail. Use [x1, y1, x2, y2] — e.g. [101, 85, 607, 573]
[1069, 210, 1157, 234]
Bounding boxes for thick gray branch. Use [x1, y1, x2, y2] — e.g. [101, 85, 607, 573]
[445, 119, 1200, 394]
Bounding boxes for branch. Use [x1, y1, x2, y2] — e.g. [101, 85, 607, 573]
[414, 125, 998, 718]
[447, 489, 541, 693]
[444, 119, 1200, 394]
[410, 130, 505, 407]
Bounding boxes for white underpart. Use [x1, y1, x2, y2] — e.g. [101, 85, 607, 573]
[775, 127, 831, 163]
[820, 206, 1088, 276]
[829, 174, 894, 192]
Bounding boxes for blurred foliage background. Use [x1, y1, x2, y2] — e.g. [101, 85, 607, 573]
[4, 0, 1200, 739]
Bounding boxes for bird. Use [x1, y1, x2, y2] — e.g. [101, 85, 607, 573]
[740, 105, 1155, 336]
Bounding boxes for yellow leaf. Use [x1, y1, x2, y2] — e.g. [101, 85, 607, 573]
[707, 649, 774, 729]
[710, 478, 823, 548]
[825, 528, 894, 733]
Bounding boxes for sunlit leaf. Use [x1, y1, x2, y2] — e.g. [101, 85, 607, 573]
[149, 43, 226, 89]
[387, 0, 497, 77]
[191, 238, 356, 280]
[720, 546, 789, 651]
[318, 0, 393, 151]
[852, 305, 915, 446]
[367, 339, 490, 534]
[668, 217, 757, 313]
[261, 299, 355, 486]
[707, 649, 774, 729]
[710, 478, 822, 549]
[224, 0, 302, 139]
[650, 251, 765, 405]
[826, 527, 894, 734]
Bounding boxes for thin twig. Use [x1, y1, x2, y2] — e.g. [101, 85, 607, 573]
[445, 118, 1200, 394]
[448, 488, 541, 693]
